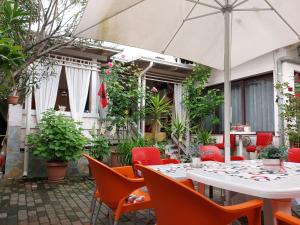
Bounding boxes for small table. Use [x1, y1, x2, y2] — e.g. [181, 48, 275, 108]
[230, 131, 256, 157]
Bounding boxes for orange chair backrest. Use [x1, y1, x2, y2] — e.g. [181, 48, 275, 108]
[288, 148, 300, 163]
[84, 154, 142, 209]
[199, 145, 224, 162]
[132, 147, 162, 165]
[136, 164, 262, 225]
[256, 132, 273, 146]
[275, 211, 300, 225]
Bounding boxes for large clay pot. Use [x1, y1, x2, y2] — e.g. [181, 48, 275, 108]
[46, 162, 68, 182]
[7, 95, 19, 105]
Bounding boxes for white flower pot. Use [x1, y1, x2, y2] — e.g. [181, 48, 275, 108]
[262, 159, 281, 172]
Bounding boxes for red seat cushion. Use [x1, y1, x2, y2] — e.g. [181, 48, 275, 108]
[246, 145, 257, 152]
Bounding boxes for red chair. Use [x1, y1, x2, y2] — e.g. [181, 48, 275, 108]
[132, 147, 195, 190]
[288, 148, 300, 163]
[246, 132, 273, 157]
[136, 164, 263, 225]
[199, 145, 244, 162]
[275, 211, 300, 225]
[215, 134, 236, 150]
[132, 147, 180, 165]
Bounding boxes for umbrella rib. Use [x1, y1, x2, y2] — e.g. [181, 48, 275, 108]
[263, 0, 300, 38]
[233, 0, 249, 8]
[185, 0, 222, 11]
[233, 8, 273, 12]
[213, 0, 224, 8]
[231, 0, 239, 7]
[185, 11, 222, 22]
[162, 1, 198, 54]
[162, 1, 221, 54]
[74, 0, 146, 37]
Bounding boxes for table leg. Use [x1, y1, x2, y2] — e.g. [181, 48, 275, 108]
[238, 135, 243, 157]
[263, 199, 291, 225]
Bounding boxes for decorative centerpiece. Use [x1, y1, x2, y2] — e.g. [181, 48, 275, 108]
[258, 145, 287, 172]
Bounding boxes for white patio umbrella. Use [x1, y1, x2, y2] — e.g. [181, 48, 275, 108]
[75, 0, 300, 162]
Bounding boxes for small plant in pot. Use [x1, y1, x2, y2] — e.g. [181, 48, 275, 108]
[258, 145, 287, 172]
[86, 135, 110, 179]
[27, 109, 87, 182]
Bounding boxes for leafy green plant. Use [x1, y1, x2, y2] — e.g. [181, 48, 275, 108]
[275, 82, 300, 147]
[183, 64, 223, 132]
[171, 117, 186, 142]
[146, 94, 171, 142]
[104, 61, 144, 139]
[194, 129, 215, 146]
[258, 145, 287, 160]
[116, 136, 151, 165]
[88, 135, 110, 161]
[27, 109, 87, 162]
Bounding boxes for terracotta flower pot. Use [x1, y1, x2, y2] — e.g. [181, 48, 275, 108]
[46, 162, 68, 182]
[7, 95, 19, 105]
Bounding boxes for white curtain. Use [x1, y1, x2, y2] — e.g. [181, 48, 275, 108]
[35, 64, 62, 122]
[174, 84, 186, 121]
[65, 63, 91, 121]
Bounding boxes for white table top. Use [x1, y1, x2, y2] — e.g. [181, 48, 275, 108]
[186, 160, 300, 199]
[147, 163, 192, 180]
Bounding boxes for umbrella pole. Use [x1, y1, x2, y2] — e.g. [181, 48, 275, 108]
[224, 7, 231, 163]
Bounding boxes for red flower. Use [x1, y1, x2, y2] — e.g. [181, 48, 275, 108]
[107, 62, 113, 68]
[151, 87, 158, 93]
[288, 86, 293, 92]
[105, 69, 111, 75]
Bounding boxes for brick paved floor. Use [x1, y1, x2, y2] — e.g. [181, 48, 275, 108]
[1, 177, 300, 225]
[0, 177, 155, 225]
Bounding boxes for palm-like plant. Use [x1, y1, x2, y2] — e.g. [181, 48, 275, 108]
[146, 94, 171, 142]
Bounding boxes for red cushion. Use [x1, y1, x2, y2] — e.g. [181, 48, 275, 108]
[246, 145, 257, 152]
[215, 143, 224, 149]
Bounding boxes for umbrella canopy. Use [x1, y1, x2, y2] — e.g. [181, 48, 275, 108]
[75, 0, 300, 162]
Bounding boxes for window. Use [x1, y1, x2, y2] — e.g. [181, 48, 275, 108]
[210, 74, 274, 133]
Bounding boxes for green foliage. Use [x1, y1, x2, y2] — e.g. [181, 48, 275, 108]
[27, 109, 87, 162]
[194, 129, 215, 146]
[146, 94, 171, 133]
[104, 61, 144, 138]
[116, 136, 151, 166]
[275, 82, 300, 146]
[0, 37, 25, 98]
[258, 145, 287, 160]
[171, 117, 185, 142]
[183, 64, 223, 132]
[87, 135, 110, 161]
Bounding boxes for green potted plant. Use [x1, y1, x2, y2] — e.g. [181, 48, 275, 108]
[194, 128, 215, 146]
[145, 94, 171, 143]
[258, 145, 287, 172]
[27, 109, 87, 182]
[86, 135, 110, 179]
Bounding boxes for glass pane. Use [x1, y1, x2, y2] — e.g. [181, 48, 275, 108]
[245, 77, 274, 131]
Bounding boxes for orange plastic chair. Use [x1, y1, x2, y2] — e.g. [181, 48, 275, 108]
[83, 154, 152, 225]
[136, 164, 263, 225]
[288, 148, 300, 163]
[275, 211, 300, 225]
[132, 146, 195, 190]
[200, 145, 244, 162]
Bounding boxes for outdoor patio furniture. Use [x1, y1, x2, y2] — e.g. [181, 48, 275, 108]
[132, 147, 194, 190]
[288, 148, 300, 163]
[275, 211, 300, 225]
[199, 145, 244, 162]
[136, 164, 263, 225]
[132, 147, 179, 166]
[83, 154, 152, 225]
[215, 134, 236, 151]
[187, 160, 300, 225]
[246, 132, 273, 158]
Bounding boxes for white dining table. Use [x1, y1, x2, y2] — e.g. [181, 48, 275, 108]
[148, 160, 300, 225]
